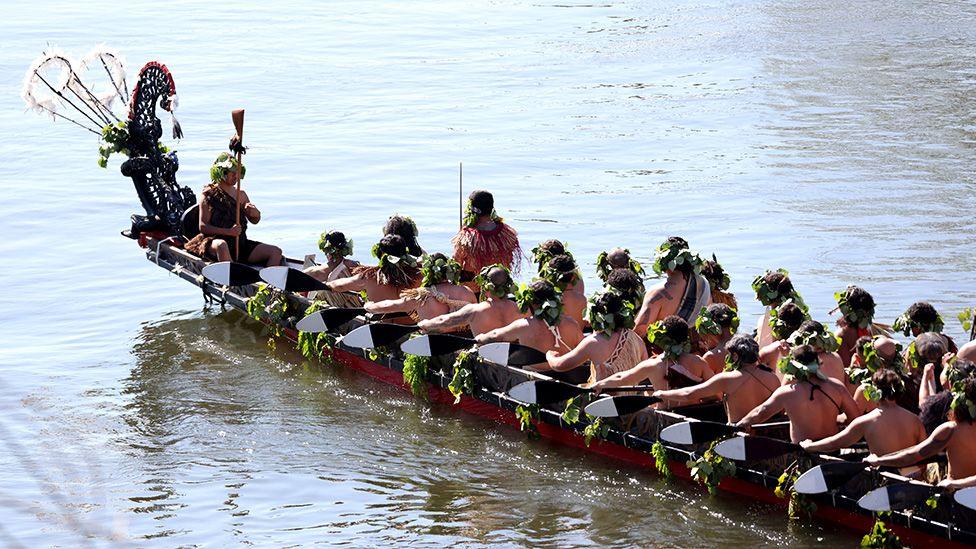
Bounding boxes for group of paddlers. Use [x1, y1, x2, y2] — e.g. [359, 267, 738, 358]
[190, 151, 976, 493]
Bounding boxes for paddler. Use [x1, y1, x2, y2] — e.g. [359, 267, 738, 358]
[700, 254, 737, 310]
[848, 336, 911, 413]
[384, 214, 424, 257]
[324, 234, 420, 302]
[833, 285, 882, 367]
[752, 269, 805, 346]
[786, 320, 848, 385]
[694, 303, 739, 374]
[417, 264, 525, 336]
[736, 345, 860, 443]
[539, 290, 647, 383]
[893, 302, 955, 354]
[185, 152, 283, 266]
[531, 239, 571, 273]
[303, 230, 362, 308]
[595, 247, 644, 283]
[652, 335, 778, 422]
[452, 190, 522, 275]
[605, 268, 646, 309]
[866, 373, 976, 482]
[364, 253, 476, 326]
[757, 300, 808, 375]
[540, 254, 586, 325]
[633, 237, 711, 337]
[474, 279, 583, 373]
[591, 316, 713, 399]
[801, 368, 926, 459]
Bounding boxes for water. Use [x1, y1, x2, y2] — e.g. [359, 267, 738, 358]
[2, 0, 976, 544]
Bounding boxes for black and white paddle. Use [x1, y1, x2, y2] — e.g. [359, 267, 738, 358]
[955, 486, 976, 511]
[341, 322, 419, 349]
[506, 379, 654, 406]
[202, 261, 262, 286]
[660, 420, 738, 445]
[259, 266, 327, 293]
[297, 307, 367, 333]
[400, 333, 476, 357]
[858, 482, 935, 512]
[477, 342, 548, 368]
[584, 395, 663, 417]
[793, 461, 867, 494]
[714, 435, 801, 461]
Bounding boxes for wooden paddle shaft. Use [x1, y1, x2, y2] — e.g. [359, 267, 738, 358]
[232, 109, 245, 260]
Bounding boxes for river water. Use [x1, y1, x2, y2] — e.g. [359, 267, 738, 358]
[3, 0, 976, 545]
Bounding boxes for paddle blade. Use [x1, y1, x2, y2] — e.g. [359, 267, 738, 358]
[858, 483, 933, 512]
[794, 462, 866, 494]
[400, 334, 474, 357]
[296, 308, 366, 333]
[508, 380, 588, 405]
[232, 109, 244, 136]
[259, 266, 327, 292]
[584, 395, 661, 418]
[660, 421, 736, 445]
[477, 343, 547, 367]
[202, 261, 261, 286]
[955, 486, 976, 511]
[342, 323, 418, 350]
[714, 436, 800, 462]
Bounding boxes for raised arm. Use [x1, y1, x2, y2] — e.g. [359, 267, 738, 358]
[864, 423, 953, 468]
[544, 337, 596, 372]
[364, 296, 414, 314]
[418, 303, 481, 334]
[800, 414, 870, 453]
[327, 273, 368, 293]
[653, 372, 734, 404]
[736, 387, 789, 430]
[590, 359, 660, 392]
[474, 319, 526, 345]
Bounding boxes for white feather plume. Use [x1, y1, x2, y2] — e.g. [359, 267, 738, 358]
[21, 46, 75, 116]
[78, 44, 128, 108]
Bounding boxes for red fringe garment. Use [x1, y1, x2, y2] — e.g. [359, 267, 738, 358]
[451, 222, 522, 274]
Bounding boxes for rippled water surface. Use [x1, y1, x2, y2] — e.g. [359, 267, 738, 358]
[3, 0, 976, 545]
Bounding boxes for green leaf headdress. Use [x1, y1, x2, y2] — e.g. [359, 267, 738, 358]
[515, 283, 564, 327]
[701, 255, 731, 292]
[463, 198, 502, 228]
[475, 264, 517, 300]
[646, 320, 691, 361]
[371, 242, 418, 270]
[210, 152, 245, 183]
[848, 337, 904, 385]
[420, 254, 461, 287]
[531, 241, 572, 273]
[950, 380, 976, 421]
[787, 323, 840, 354]
[652, 241, 703, 277]
[861, 373, 906, 403]
[596, 248, 644, 282]
[892, 307, 944, 337]
[539, 256, 581, 291]
[778, 354, 827, 382]
[695, 306, 740, 336]
[751, 268, 805, 309]
[318, 231, 353, 258]
[586, 291, 636, 336]
[768, 299, 810, 341]
[834, 286, 875, 330]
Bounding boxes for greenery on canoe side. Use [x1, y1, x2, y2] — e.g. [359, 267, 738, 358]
[296, 301, 337, 364]
[651, 440, 672, 480]
[775, 463, 816, 520]
[582, 415, 609, 447]
[448, 350, 477, 403]
[402, 354, 430, 399]
[515, 404, 540, 439]
[561, 395, 585, 425]
[687, 441, 735, 494]
[246, 284, 288, 349]
[861, 514, 903, 548]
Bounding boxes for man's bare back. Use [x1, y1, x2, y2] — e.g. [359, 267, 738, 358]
[738, 378, 859, 443]
[418, 298, 524, 336]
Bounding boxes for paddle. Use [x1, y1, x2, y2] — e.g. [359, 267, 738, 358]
[401, 333, 476, 357]
[259, 266, 327, 293]
[506, 379, 654, 406]
[297, 307, 366, 333]
[231, 109, 244, 261]
[477, 342, 548, 368]
[342, 322, 418, 349]
[584, 395, 663, 417]
[202, 261, 262, 286]
[858, 482, 935, 512]
[955, 486, 976, 511]
[660, 420, 738, 445]
[714, 435, 801, 462]
[793, 461, 868, 494]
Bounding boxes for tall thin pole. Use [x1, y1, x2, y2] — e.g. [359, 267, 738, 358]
[459, 162, 463, 229]
[232, 109, 245, 261]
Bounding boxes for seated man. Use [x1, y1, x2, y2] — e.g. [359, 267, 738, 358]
[540, 291, 647, 384]
[452, 190, 521, 276]
[787, 320, 848, 385]
[540, 254, 586, 325]
[694, 303, 739, 374]
[915, 332, 952, 403]
[364, 253, 476, 324]
[893, 301, 956, 352]
[751, 269, 805, 346]
[653, 335, 778, 422]
[325, 234, 420, 302]
[591, 316, 713, 401]
[596, 247, 644, 283]
[531, 239, 571, 272]
[700, 254, 737, 310]
[866, 375, 976, 482]
[758, 301, 808, 377]
[605, 268, 645, 309]
[848, 336, 909, 413]
[736, 345, 860, 443]
[383, 214, 424, 257]
[185, 152, 283, 266]
[417, 264, 525, 337]
[834, 285, 883, 367]
[634, 237, 711, 336]
[304, 230, 362, 308]
[801, 369, 926, 459]
[474, 279, 583, 368]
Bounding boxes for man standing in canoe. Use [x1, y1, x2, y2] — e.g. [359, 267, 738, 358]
[452, 190, 522, 276]
[417, 264, 525, 336]
[324, 234, 421, 303]
[633, 237, 711, 337]
[736, 345, 860, 443]
[364, 253, 476, 326]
